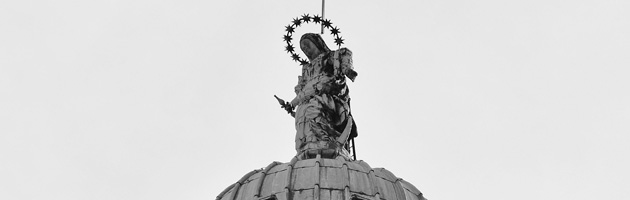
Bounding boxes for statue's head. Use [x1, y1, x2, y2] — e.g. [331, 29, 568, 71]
[300, 33, 330, 61]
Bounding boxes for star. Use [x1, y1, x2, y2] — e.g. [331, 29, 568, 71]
[285, 25, 295, 34]
[334, 36, 344, 46]
[291, 53, 300, 61]
[292, 17, 302, 26]
[301, 14, 311, 23]
[322, 19, 332, 28]
[312, 15, 322, 23]
[285, 44, 295, 52]
[283, 34, 293, 42]
[300, 59, 309, 65]
[330, 26, 340, 35]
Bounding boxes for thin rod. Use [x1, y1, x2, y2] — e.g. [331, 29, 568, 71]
[351, 138, 356, 160]
[321, 0, 325, 34]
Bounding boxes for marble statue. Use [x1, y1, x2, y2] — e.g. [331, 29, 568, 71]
[281, 33, 358, 160]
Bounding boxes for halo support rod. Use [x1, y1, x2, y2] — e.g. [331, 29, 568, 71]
[321, 0, 325, 34]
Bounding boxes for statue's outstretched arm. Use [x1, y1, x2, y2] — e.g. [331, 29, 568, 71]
[290, 76, 334, 107]
[290, 84, 316, 107]
[334, 48, 357, 81]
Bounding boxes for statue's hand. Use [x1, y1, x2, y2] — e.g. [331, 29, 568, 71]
[344, 68, 358, 82]
[290, 97, 299, 107]
[280, 102, 294, 114]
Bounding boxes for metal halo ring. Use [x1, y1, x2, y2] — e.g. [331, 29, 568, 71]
[283, 14, 344, 65]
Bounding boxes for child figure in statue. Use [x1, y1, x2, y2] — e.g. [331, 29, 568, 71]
[287, 33, 358, 160]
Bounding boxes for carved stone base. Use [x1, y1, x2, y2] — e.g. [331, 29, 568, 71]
[296, 140, 352, 161]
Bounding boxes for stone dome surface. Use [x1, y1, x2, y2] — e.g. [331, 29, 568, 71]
[216, 158, 426, 200]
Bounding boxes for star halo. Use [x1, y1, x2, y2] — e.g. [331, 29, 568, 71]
[283, 14, 345, 65]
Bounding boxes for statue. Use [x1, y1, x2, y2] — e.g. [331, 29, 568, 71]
[279, 33, 358, 160]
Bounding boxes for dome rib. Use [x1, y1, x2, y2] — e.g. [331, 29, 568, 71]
[255, 162, 282, 198]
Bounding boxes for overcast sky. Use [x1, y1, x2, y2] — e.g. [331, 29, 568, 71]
[1, 0, 629, 200]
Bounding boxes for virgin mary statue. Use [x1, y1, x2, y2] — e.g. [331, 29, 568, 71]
[287, 33, 358, 160]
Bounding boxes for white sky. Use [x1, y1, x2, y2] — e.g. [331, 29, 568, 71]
[1, 0, 629, 200]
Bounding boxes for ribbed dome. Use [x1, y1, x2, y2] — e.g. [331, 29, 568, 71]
[216, 158, 426, 200]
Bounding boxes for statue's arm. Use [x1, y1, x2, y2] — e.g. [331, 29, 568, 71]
[290, 76, 334, 107]
[290, 82, 316, 107]
[291, 67, 309, 106]
[294, 75, 304, 95]
[336, 48, 357, 81]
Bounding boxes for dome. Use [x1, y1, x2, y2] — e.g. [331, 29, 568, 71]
[216, 158, 426, 200]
